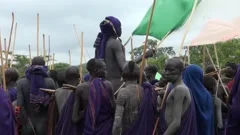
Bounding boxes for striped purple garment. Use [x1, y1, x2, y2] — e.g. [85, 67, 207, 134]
[83, 78, 114, 135]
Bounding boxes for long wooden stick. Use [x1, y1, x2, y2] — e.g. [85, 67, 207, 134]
[47, 36, 50, 66]
[156, 31, 171, 48]
[0, 33, 7, 92]
[139, 0, 157, 85]
[43, 34, 46, 61]
[37, 13, 39, 56]
[29, 45, 32, 65]
[206, 47, 229, 97]
[202, 46, 206, 72]
[178, 0, 199, 55]
[52, 53, 55, 70]
[80, 32, 84, 82]
[124, 36, 132, 47]
[68, 50, 71, 65]
[5, 12, 14, 68]
[213, 44, 219, 68]
[152, 83, 170, 135]
[4, 38, 7, 64]
[131, 37, 134, 60]
[10, 23, 17, 68]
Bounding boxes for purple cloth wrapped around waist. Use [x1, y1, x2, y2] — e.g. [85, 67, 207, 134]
[83, 78, 114, 135]
[159, 88, 197, 135]
[55, 92, 84, 135]
[0, 88, 17, 135]
[123, 82, 157, 135]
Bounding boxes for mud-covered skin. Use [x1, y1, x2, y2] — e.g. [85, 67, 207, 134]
[163, 58, 191, 135]
[17, 77, 56, 135]
[112, 81, 144, 135]
[104, 37, 154, 92]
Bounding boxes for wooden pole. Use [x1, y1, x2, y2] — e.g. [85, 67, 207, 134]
[213, 44, 219, 68]
[4, 38, 7, 64]
[202, 46, 206, 72]
[43, 34, 46, 61]
[206, 47, 229, 97]
[5, 12, 14, 68]
[131, 37, 134, 60]
[29, 45, 32, 65]
[0, 32, 7, 92]
[187, 46, 190, 64]
[52, 53, 55, 70]
[10, 23, 17, 68]
[37, 13, 39, 56]
[178, 0, 199, 55]
[139, 0, 157, 85]
[68, 50, 71, 65]
[47, 36, 50, 66]
[80, 32, 84, 82]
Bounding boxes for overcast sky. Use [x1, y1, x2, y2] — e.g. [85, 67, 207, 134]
[0, 0, 152, 65]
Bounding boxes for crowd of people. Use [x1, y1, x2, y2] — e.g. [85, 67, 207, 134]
[0, 16, 239, 135]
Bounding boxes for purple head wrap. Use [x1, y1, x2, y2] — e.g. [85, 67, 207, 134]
[25, 65, 50, 112]
[94, 16, 122, 59]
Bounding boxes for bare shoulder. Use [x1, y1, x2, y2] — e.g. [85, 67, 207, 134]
[103, 80, 113, 88]
[174, 84, 189, 93]
[76, 82, 89, 90]
[171, 83, 190, 98]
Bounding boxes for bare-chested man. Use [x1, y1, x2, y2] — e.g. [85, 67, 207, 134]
[55, 66, 82, 135]
[94, 16, 154, 92]
[17, 56, 56, 135]
[112, 61, 157, 135]
[72, 58, 115, 134]
[159, 57, 197, 135]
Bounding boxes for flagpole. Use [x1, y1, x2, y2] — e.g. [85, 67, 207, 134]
[178, 0, 199, 55]
[139, 0, 157, 85]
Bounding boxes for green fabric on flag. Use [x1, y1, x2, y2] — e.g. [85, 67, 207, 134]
[155, 72, 162, 80]
[132, 0, 197, 40]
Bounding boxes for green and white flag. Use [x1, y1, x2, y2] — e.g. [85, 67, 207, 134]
[133, 0, 198, 40]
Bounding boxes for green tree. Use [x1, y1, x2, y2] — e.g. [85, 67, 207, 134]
[12, 54, 30, 77]
[130, 39, 175, 73]
[130, 39, 175, 59]
[189, 39, 240, 68]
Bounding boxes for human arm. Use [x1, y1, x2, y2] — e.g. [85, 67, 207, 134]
[104, 80, 116, 110]
[16, 79, 24, 106]
[72, 86, 82, 123]
[215, 98, 223, 129]
[112, 88, 127, 135]
[164, 87, 186, 135]
[112, 40, 126, 71]
[133, 49, 155, 64]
